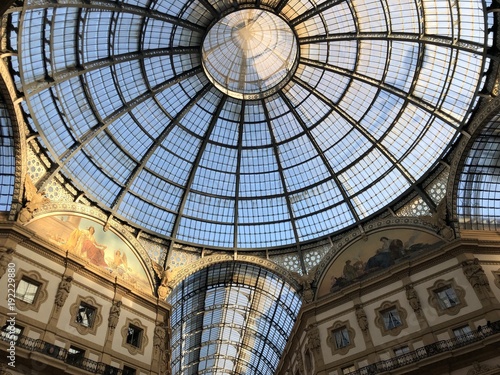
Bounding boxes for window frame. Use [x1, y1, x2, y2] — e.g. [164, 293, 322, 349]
[341, 364, 356, 375]
[452, 324, 474, 344]
[394, 345, 410, 356]
[375, 300, 408, 336]
[327, 320, 355, 354]
[69, 296, 103, 335]
[121, 318, 148, 355]
[14, 270, 48, 312]
[122, 365, 136, 375]
[66, 345, 86, 367]
[126, 324, 142, 347]
[428, 279, 466, 316]
[15, 277, 40, 304]
[122, 365, 137, 375]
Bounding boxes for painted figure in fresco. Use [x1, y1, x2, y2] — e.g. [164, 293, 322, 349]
[64, 226, 108, 267]
[343, 260, 358, 281]
[364, 237, 405, 273]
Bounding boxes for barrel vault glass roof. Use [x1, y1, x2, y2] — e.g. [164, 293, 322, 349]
[7, 0, 490, 251]
[168, 262, 302, 375]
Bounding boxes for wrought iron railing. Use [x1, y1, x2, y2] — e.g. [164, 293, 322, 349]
[2, 320, 499, 374]
[0, 333, 123, 374]
[348, 321, 500, 375]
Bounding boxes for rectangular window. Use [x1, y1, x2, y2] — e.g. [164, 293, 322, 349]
[436, 286, 459, 309]
[126, 325, 142, 348]
[76, 302, 96, 328]
[16, 277, 40, 304]
[104, 365, 120, 375]
[382, 308, 402, 330]
[394, 346, 410, 356]
[333, 327, 350, 349]
[394, 345, 411, 366]
[66, 345, 85, 366]
[122, 365, 136, 375]
[453, 325, 473, 343]
[342, 365, 356, 374]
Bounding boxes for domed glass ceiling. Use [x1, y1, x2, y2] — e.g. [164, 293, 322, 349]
[10, 0, 487, 249]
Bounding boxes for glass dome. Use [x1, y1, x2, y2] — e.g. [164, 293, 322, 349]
[202, 9, 298, 99]
[10, 0, 488, 249]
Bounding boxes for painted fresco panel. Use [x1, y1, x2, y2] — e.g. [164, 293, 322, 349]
[27, 215, 151, 292]
[317, 229, 444, 298]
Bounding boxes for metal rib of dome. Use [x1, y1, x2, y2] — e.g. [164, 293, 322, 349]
[168, 262, 302, 375]
[12, 0, 487, 249]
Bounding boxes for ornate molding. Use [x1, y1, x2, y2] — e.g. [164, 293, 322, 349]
[168, 254, 303, 293]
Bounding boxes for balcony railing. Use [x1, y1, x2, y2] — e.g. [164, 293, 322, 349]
[0, 333, 122, 374]
[349, 321, 500, 375]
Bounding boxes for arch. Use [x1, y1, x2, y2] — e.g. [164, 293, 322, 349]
[167, 261, 303, 375]
[24, 204, 155, 293]
[315, 220, 446, 298]
[169, 253, 303, 292]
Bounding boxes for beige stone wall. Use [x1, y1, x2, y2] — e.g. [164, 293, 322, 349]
[277, 237, 500, 375]
[0, 224, 170, 375]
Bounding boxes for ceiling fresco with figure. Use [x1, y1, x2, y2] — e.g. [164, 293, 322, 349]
[27, 215, 151, 292]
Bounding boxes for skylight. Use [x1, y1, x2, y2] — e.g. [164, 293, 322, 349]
[8, 0, 488, 249]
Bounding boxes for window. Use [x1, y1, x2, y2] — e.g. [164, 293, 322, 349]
[1, 324, 23, 343]
[16, 277, 40, 304]
[453, 325, 473, 343]
[76, 302, 96, 328]
[126, 324, 143, 348]
[66, 346, 85, 366]
[103, 365, 120, 375]
[382, 308, 402, 330]
[342, 364, 356, 374]
[394, 345, 411, 366]
[436, 286, 459, 309]
[327, 321, 355, 354]
[428, 279, 466, 316]
[394, 346, 410, 356]
[69, 296, 103, 335]
[375, 301, 408, 336]
[121, 318, 148, 355]
[333, 327, 350, 349]
[122, 366, 136, 375]
[14, 271, 48, 312]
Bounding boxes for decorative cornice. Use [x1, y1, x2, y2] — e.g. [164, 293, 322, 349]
[169, 253, 302, 292]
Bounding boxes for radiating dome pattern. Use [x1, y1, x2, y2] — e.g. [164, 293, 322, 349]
[202, 9, 298, 99]
[12, 0, 487, 249]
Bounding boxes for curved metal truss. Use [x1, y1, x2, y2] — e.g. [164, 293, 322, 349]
[457, 113, 500, 231]
[167, 261, 302, 375]
[1, 0, 494, 251]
